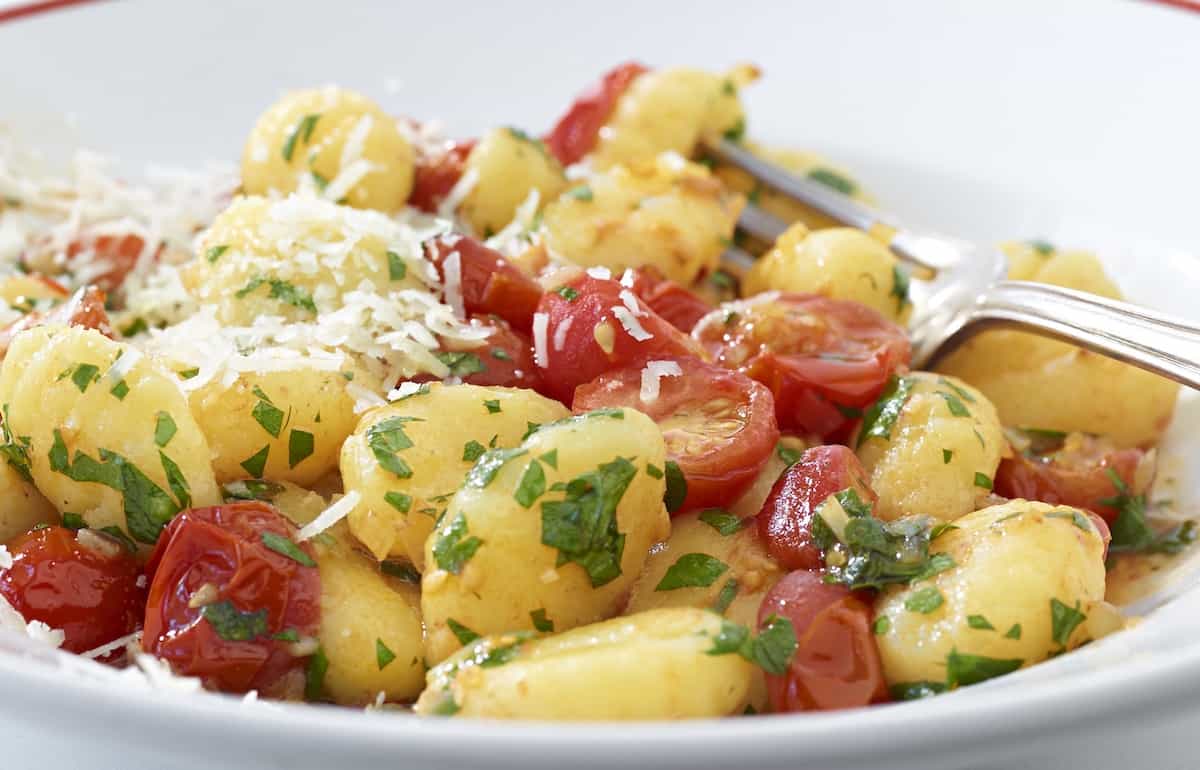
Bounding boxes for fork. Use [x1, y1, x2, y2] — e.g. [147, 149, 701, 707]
[706, 136, 1200, 390]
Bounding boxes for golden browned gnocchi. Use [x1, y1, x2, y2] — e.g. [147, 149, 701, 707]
[415, 608, 755, 719]
[0, 326, 220, 544]
[242, 86, 415, 212]
[855, 372, 1005, 522]
[340, 383, 569, 567]
[540, 153, 741, 284]
[874, 500, 1108, 688]
[936, 242, 1179, 447]
[743, 223, 910, 323]
[457, 128, 567, 237]
[420, 408, 669, 664]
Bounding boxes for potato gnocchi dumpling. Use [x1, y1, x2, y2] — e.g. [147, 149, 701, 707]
[590, 65, 752, 169]
[744, 223, 910, 323]
[855, 372, 1004, 522]
[874, 500, 1108, 688]
[242, 86, 415, 212]
[189, 364, 360, 487]
[0, 326, 220, 545]
[341, 383, 569, 567]
[421, 408, 669, 664]
[415, 608, 754, 719]
[540, 153, 741, 284]
[457, 127, 567, 237]
[937, 242, 1179, 447]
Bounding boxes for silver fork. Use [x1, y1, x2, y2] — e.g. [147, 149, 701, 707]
[706, 137, 1200, 390]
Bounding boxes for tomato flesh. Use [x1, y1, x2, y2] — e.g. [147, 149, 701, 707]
[544, 61, 649, 166]
[693, 293, 910, 440]
[573, 358, 779, 512]
[142, 502, 320, 696]
[994, 432, 1149, 525]
[536, 274, 706, 403]
[65, 233, 159, 294]
[409, 137, 476, 213]
[756, 445, 878, 571]
[0, 285, 113, 359]
[424, 234, 543, 332]
[759, 570, 889, 712]
[627, 268, 714, 333]
[0, 526, 145, 655]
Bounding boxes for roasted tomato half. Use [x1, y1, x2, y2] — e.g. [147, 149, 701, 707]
[693, 293, 911, 440]
[759, 570, 889, 712]
[995, 429, 1152, 525]
[536, 274, 706, 403]
[142, 502, 320, 696]
[626, 268, 714, 333]
[413, 314, 542, 392]
[0, 526, 145, 655]
[756, 445, 878, 571]
[573, 357, 779, 512]
[61, 232, 160, 294]
[0, 285, 113, 359]
[409, 136, 476, 213]
[543, 61, 649, 166]
[424, 234, 543, 332]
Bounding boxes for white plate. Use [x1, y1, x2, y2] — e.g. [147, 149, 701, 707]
[2, 1, 1200, 769]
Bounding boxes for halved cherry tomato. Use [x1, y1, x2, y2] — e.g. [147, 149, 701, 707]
[409, 137, 476, 213]
[0, 285, 113, 359]
[626, 268, 714, 333]
[0, 526, 145, 655]
[65, 233, 160, 294]
[758, 570, 889, 712]
[142, 502, 320, 696]
[573, 357, 778, 512]
[423, 234, 543, 332]
[411, 314, 543, 392]
[994, 431, 1150, 525]
[693, 293, 911, 440]
[756, 445, 878, 571]
[536, 274, 706, 403]
[543, 61, 649, 166]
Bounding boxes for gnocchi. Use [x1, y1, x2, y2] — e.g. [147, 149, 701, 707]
[457, 127, 567, 237]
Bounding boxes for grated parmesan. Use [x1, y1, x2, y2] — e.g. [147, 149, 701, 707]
[618, 288, 644, 317]
[586, 266, 612, 280]
[640, 360, 683, 403]
[619, 268, 637, 288]
[532, 312, 550, 367]
[552, 316, 573, 351]
[612, 306, 653, 341]
[0, 544, 10, 570]
[80, 630, 142, 661]
[442, 249, 465, 319]
[438, 166, 479, 219]
[297, 490, 362, 541]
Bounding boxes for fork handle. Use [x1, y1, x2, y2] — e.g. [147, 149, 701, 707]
[928, 280, 1200, 389]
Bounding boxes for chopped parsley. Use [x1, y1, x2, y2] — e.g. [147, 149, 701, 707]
[1047, 509, 1093, 532]
[807, 167, 856, 196]
[553, 285, 579, 302]
[222, 479, 286, 502]
[446, 618, 479, 645]
[386, 250, 407, 280]
[120, 317, 149, 337]
[261, 531, 316, 568]
[288, 429, 314, 468]
[462, 440, 486, 462]
[904, 586, 945, 614]
[712, 578, 739, 614]
[539, 449, 558, 470]
[205, 244, 229, 264]
[967, 614, 995, 631]
[655, 553, 729, 591]
[698, 508, 743, 536]
[706, 615, 797, 676]
[1005, 623, 1023, 640]
[645, 463, 663, 479]
[153, 412, 177, 447]
[1028, 239, 1055, 256]
[159, 452, 191, 510]
[61, 512, 86, 530]
[942, 449, 953, 464]
[856, 375, 914, 448]
[945, 649, 1023, 688]
[663, 460, 687, 513]
[873, 616, 891, 635]
[366, 416, 421, 479]
[937, 391, 972, 418]
[890, 266, 910, 312]
[380, 560, 421, 583]
[776, 443, 803, 467]
[177, 367, 200, 380]
[722, 118, 746, 143]
[514, 459, 546, 508]
[251, 390, 286, 438]
[235, 276, 318, 314]
[540, 457, 636, 588]
[436, 351, 485, 378]
[110, 380, 130, 400]
[304, 646, 328, 701]
[530, 609, 554, 633]
[201, 600, 268, 642]
[432, 512, 483, 575]
[483, 399, 501, 414]
[490, 347, 512, 361]
[240, 445, 270, 479]
[0, 405, 33, 482]
[974, 472, 993, 491]
[282, 113, 320, 162]
[465, 447, 527, 488]
[1050, 598, 1087, 647]
[566, 185, 593, 202]
[375, 639, 396, 670]
[70, 363, 100, 393]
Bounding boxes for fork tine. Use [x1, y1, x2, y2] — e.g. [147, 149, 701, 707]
[737, 203, 788, 244]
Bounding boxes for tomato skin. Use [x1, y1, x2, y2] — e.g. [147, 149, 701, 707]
[0, 285, 113, 359]
[759, 570, 889, 712]
[756, 445, 878, 571]
[536, 275, 706, 403]
[142, 502, 320, 695]
[411, 315, 543, 392]
[66, 233, 160, 294]
[423, 234, 543, 333]
[693, 293, 911, 440]
[626, 269, 714, 333]
[573, 357, 779, 512]
[409, 138, 476, 213]
[544, 61, 649, 166]
[994, 436, 1147, 525]
[0, 526, 145, 655]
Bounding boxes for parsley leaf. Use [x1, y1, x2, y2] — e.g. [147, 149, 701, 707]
[202, 600, 268, 642]
[436, 351, 486, 378]
[1049, 598, 1087, 647]
[222, 479, 286, 502]
[663, 460, 687, 513]
[553, 286, 579, 301]
[304, 646, 328, 701]
[1005, 623, 1023, 640]
[974, 472, 993, 490]
[465, 447, 527, 488]
[712, 578, 739, 614]
[541, 457, 636, 588]
[1029, 239, 1055, 256]
[366, 416, 421, 478]
[821, 501, 957, 591]
[938, 391, 971, 418]
[153, 412, 177, 447]
[873, 616, 891, 635]
[387, 250, 407, 280]
[206, 244, 229, 264]
[857, 376, 914, 448]
[514, 459, 546, 508]
[380, 560, 421, 583]
[446, 618, 480, 645]
[61, 512, 86, 530]
[566, 185, 593, 202]
[890, 266, 910, 312]
[945, 649, 1023, 688]
[159, 451, 191, 509]
[645, 463, 663, 479]
[240, 445, 270, 479]
[942, 449, 953, 464]
[375, 638, 396, 670]
[776, 443, 803, 467]
[432, 512, 483, 575]
[698, 508, 743, 536]
[70, 363, 100, 393]
[967, 614, 995, 631]
[261, 531, 316, 567]
[462, 440, 486, 462]
[288, 429, 314, 468]
[706, 616, 797, 676]
[251, 398, 285, 438]
[539, 449, 558, 470]
[530, 609, 554, 633]
[282, 113, 320, 162]
[655, 553, 729, 591]
[483, 399, 501, 414]
[904, 586, 944, 614]
[110, 380, 130, 400]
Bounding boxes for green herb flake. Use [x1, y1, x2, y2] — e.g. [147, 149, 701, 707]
[110, 380, 130, 400]
[655, 553, 729, 591]
[942, 449, 953, 464]
[261, 531, 316, 568]
[251, 399, 285, 439]
[120, 317, 149, 337]
[890, 266, 911, 312]
[967, 614, 995, 631]
[375, 638, 397, 670]
[206, 244, 229, 264]
[178, 367, 200, 380]
[288, 430, 314, 468]
[938, 391, 972, 418]
[712, 578, 739, 614]
[807, 167, 856, 196]
[61, 512, 86, 530]
[856, 376, 914, 448]
[1047, 509, 1093, 533]
[282, 113, 321, 162]
[514, 459, 547, 508]
[1005, 623, 1023, 640]
[530, 609, 555, 633]
[776, 444, 803, 467]
[553, 285, 579, 302]
[432, 512, 484, 575]
[201, 600, 268, 642]
[566, 185, 594, 202]
[541, 457, 636, 588]
[705, 616, 797, 676]
[945, 649, 1023, 688]
[698, 508, 743, 536]
[222, 479, 286, 502]
[1029, 239, 1055, 256]
[153, 412, 177, 447]
[386, 250, 407, 280]
[1050, 598, 1087, 647]
[304, 646, 328, 701]
[539, 449, 558, 470]
[663, 460, 688, 513]
[974, 472, 993, 491]
[938, 378, 976, 403]
[240, 445, 270, 478]
[446, 618, 480, 646]
[722, 118, 746, 143]
[462, 440, 486, 462]
[159, 451, 191, 509]
[483, 399, 501, 414]
[70, 363, 100, 393]
[436, 351, 486, 378]
[904, 586, 945, 614]
[273, 629, 300, 643]
[645, 463, 663, 479]
[873, 615, 891, 636]
[380, 560, 421, 582]
[366, 416, 422, 479]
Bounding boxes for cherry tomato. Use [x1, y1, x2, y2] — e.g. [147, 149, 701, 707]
[142, 502, 320, 696]
[995, 431, 1149, 525]
[411, 315, 543, 392]
[543, 61, 649, 166]
[626, 268, 714, 333]
[0, 285, 113, 359]
[409, 137, 476, 213]
[536, 274, 706, 403]
[0, 526, 145, 655]
[66, 233, 160, 294]
[573, 357, 779, 512]
[423, 234, 543, 332]
[758, 570, 889, 712]
[756, 445, 878, 571]
[693, 293, 911, 440]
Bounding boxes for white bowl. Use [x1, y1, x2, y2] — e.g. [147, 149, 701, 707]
[2, 1, 1200, 768]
